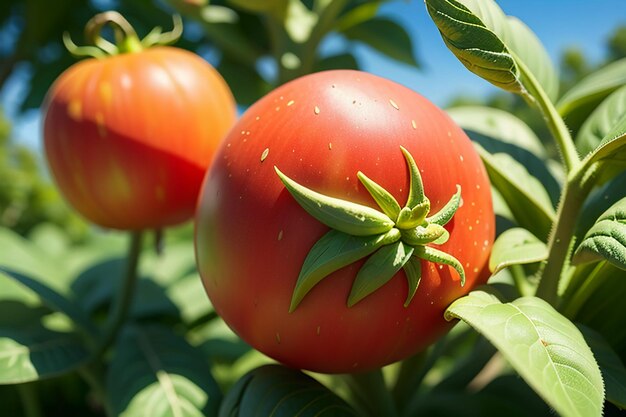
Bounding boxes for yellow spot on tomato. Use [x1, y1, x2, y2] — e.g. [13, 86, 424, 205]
[67, 100, 82, 121]
[95, 113, 107, 138]
[100, 82, 113, 106]
[261, 148, 269, 162]
[314, 106, 320, 115]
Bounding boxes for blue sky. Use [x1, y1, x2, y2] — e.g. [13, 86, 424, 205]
[2, 0, 625, 150]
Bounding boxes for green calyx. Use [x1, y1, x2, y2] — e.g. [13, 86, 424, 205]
[63, 11, 183, 59]
[275, 147, 465, 312]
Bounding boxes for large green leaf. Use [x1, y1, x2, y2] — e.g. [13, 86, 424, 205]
[219, 364, 358, 417]
[475, 145, 555, 240]
[341, 17, 419, 67]
[107, 324, 222, 417]
[425, 0, 558, 101]
[0, 268, 97, 338]
[448, 106, 561, 205]
[0, 301, 89, 384]
[489, 228, 547, 275]
[445, 291, 605, 417]
[573, 197, 626, 270]
[558, 58, 626, 120]
[579, 325, 626, 409]
[576, 85, 626, 157]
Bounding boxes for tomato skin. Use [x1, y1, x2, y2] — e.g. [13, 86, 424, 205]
[43, 47, 236, 230]
[195, 70, 494, 373]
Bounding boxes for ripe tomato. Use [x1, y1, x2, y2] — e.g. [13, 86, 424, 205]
[43, 46, 236, 230]
[195, 70, 494, 373]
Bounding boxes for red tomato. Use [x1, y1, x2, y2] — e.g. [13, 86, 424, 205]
[43, 46, 236, 230]
[195, 70, 494, 373]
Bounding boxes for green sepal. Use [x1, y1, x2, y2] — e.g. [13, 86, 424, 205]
[400, 224, 447, 246]
[400, 146, 427, 208]
[402, 256, 423, 307]
[427, 185, 462, 226]
[396, 201, 430, 229]
[290, 229, 401, 312]
[348, 242, 414, 307]
[357, 171, 402, 221]
[275, 167, 394, 236]
[415, 245, 466, 286]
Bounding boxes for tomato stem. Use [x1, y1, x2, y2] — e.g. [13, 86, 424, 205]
[92, 230, 143, 358]
[345, 369, 399, 417]
[17, 383, 43, 417]
[64, 11, 183, 59]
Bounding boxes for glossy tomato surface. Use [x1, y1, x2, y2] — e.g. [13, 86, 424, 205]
[196, 70, 494, 373]
[43, 47, 236, 230]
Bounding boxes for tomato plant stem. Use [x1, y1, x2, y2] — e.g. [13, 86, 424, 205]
[78, 364, 115, 417]
[17, 383, 43, 417]
[536, 177, 589, 306]
[346, 369, 398, 417]
[516, 58, 580, 173]
[93, 230, 143, 358]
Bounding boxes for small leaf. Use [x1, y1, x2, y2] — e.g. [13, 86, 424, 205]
[400, 146, 427, 209]
[579, 112, 626, 186]
[576, 85, 626, 157]
[290, 229, 398, 312]
[427, 185, 462, 227]
[475, 144, 555, 240]
[579, 325, 626, 409]
[400, 224, 447, 246]
[357, 171, 401, 221]
[275, 166, 394, 236]
[341, 17, 419, 67]
[219, 364, 358, 417]
[426, 0, 558, 101]
[402, 257, 422, 307]
[573, 197, 626, 270]
[445, 292, 605, 417]
[415, 245, 465, 286]
[107, 324, 222, 417]
[558, 58, 626, 119]
[489, 228, 548, 275]
[348, 242, 413, 307]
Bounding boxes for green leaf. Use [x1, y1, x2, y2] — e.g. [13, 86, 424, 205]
[341, 17, 419, 67]
[573, 197, 626, 270]
[489, 228, 548, 275]
[107, 324, 221, 417]
[579, 111, 626, 186]
[426, 185, 461, 227]
[0, 268, 97, 338]
[416, 245, 465, 286]
[576, 85, 626, 157]
[357, 171, 401, 221]
[219, 54, 272, 106]
[402, 257, 422, 307]
[558, 58, 626, 120]
[348, 242, 413, 307]
[475, 144, 555, 240]
[290, 229, 395, 312]
[219, 364, 358, 417]
[448, 106, 561, 206]
[0, 301, 89, 384]
[275, 166, 394, 236]
[426, 0, 558, 101]
[400, 146, 427, 209]
[445, 292, 605, 417]
[313, 52, 359, 72]
[579, 325, 626, 409]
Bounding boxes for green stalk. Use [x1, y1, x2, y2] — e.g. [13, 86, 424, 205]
[536, 175, 591, 306]
[391, 350, 427, 410]
[93, 230, 143, 358]
[345, 369, 398, 417]
[17, 383, 43, 417]
[516, 58, 580, 173]
[78, 364, 115, 417]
